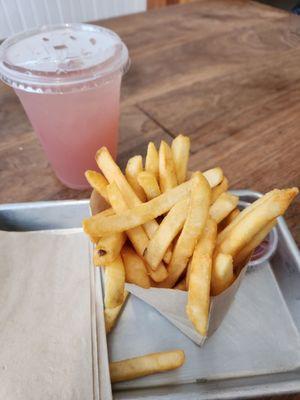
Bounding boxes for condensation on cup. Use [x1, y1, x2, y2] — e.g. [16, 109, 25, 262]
[0, 24, 129, 189]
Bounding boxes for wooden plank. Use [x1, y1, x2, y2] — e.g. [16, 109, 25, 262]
[0, 97, 170, 203]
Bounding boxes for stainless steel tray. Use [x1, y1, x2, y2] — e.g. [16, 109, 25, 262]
[0, 190, 299, 400]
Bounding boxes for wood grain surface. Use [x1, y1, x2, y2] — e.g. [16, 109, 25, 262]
[0, 1, 299, 399]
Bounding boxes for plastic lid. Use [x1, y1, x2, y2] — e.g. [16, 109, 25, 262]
[0, 23, 129, 93]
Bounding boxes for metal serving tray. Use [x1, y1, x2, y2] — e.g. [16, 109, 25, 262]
[0, 190, 299, 400]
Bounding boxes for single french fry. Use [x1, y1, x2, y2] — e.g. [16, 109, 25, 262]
[104, 256, 125, 309]
[217, 189, 279, 244]
[211, 177, 229, 204]
[137, 171, 161, 200]
[174, 278, 186, 291]
[95, 146, 171, 262]
[83, 178, 194, 237]
[171, 134, 191, 184]
[93, 232, 126, 266]
[218, 208, 240, 232]
[88, 208, 115, 244]
[234, 220, 276, 267]
[158, 172, 211, 288]
[125, 155, 146, 202]
[216, 188, 298, 257]
[109, 350, 185, 383]
[186, 218, 217, 335]
[105, 291, 129, 334]
[145, 142, 159, 180]
[203, 167, 224, 188]
[211, 253, 234, 296]
[159, 140, 178, 192]
[121, 246, 151, 288]
[106, 182, 167, 282]
[85, 170, 109, 202]
[144, 198, 190, 270]
[209, 192, 239, 224]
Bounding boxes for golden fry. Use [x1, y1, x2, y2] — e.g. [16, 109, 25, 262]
[209, 192, 239, 224]
[121, 246, 151, 288]
[171, 134, 191, 184]
[217, 189, 278, 244]
[85, 170, 109, 202]
[105, 291, 129, 334]
[218, 208, 240, 232]
[211, 253, 234, 296]
[109, 350, 185, 383]
[95, 146, 170, 261]
[92, 232, 126, 266]
[137, 171, 161, 200]
[144, 198, 189, 270]
[125, 155, 146, 202]
[83, 178, 193, 236]
[159, 140, 178, 192]
[145, 142, 159, 180]
[203, 167, 224, 188]
[159, 172, 211, 288]
[217, 188, 298, 257]
[104, 255, 125, 309]
[186, 218, 217, 335]
[234, 220, 276, 267]
[211, 177, 229, 204]
[106, 181, 168, 282]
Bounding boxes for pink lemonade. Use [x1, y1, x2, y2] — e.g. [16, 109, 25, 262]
[0, 24, 129, 189]
[16, 75, 121, 189]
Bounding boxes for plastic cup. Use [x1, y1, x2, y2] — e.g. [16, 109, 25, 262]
[0, 24, 129, 189]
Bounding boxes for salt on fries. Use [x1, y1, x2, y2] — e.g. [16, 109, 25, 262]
[83, 134, 298, 383]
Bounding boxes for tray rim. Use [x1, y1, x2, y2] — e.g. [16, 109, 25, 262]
[0, 189, 299, 400]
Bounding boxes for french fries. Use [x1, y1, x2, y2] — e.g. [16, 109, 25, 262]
[160, 172, 211, 288]
[145, 142, 159, 180]
[203, 167, 223, 188]
[171, 134, 190, 184]
[159, 140, 178, 192]
[96, 146, 171, 263]
[216, 188, 298, 257]
[211, 253, 234, 295]
[186, 218, 217, 335]
[218, 208, 240, 232]
[104, 256, 125, 309]
[83, 134, 298, 369]
[93, 232, 126, 266]
[83, 178, 194, 236]
[234, 220, 276, 267]
[106, 181, 168, 282]
[109, 350, 185, 383]
[209, 192, 239, 224]
[85, 170, 109, 202]
[137, 171, 161, 200]
[121, 246, 151, 288]
[125, 155, 146, 202]
[144, 198, 190, 270]
[211, 177, 229, 204]
[105, 291, 129, 333]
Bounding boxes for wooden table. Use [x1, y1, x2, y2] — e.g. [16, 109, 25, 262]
[0, 1, 299, 399]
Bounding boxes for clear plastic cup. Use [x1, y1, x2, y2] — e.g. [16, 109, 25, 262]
[0, 24, 129, 189]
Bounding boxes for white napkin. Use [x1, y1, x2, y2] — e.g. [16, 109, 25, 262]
[0, 229, 111, 400]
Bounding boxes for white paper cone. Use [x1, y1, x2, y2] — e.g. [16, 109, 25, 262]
[125, 266, 247, 346]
